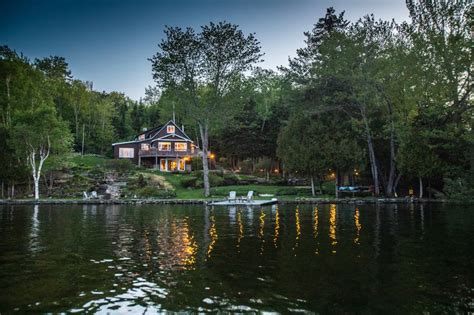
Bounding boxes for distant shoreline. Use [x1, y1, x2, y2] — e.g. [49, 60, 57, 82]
[0, 197, 461, 205]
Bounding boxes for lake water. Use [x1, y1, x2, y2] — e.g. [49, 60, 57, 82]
[0, 203, 472, 313]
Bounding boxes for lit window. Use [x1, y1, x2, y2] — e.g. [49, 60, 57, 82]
[141, 143, 149, 150]
[158, 142, 171, 151]
[167, 125, 175, 133]
[119, 148, 134, 158]
[175, 142, 187, 151]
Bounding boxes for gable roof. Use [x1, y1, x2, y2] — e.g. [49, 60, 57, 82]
[112, 120, 193, 146]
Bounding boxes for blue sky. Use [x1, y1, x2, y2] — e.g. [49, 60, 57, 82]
[1, 0, 409, 100]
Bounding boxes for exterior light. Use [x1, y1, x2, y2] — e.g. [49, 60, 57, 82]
[209, 153, 215, 159]
[274, 169, 279, 173]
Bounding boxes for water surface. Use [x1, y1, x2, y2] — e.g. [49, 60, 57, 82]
[0, 203, 472, 313]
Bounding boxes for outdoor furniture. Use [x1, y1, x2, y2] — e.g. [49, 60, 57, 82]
[241, 191, 254, 202]
[227, 191, 237, 203]
[91, 191, 98, 199]
[83, 192, 90, 200]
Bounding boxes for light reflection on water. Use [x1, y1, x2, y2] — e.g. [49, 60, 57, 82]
[0, 203, 473, 313]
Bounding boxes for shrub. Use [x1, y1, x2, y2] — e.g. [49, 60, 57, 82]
[276, 187, 312, 196]
[441, 177, 474, 201]
[191, 158, 203, 171]
[238, 159, 253, 174]
[136, 187, 176, 199]
[180, 177, 198, 188]
[137, 174, 147, 188]
[223, 173, 238, 185]
[106, 159, 135, 174]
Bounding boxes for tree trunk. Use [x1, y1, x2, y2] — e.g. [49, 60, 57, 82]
[11, 183, 15, 199]
[361, 111, 380, 196]
[310, 174, 316, 197]
[199, 123, 211, 197]
[81, 123, 85, 156]
[34, 177, 40, 200]
[385, 99, 397, 196]
[419, 177, 423, 199]
[318, 180, 323, 195]
[335, 170, 339, 199]
[1, 181, 4, 199]
[393, 173, 402, 197]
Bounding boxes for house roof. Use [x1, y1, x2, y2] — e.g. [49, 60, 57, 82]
[112, 120, 194, 146]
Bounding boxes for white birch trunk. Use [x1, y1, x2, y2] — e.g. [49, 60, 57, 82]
[27, 137, 50, 201]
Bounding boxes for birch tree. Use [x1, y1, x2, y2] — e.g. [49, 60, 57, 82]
[11, 104, 71, 200]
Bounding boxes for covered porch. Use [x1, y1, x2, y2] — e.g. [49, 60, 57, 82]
[139, 156, 191, 172]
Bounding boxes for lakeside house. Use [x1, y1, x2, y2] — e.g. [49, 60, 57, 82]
[112, 120, 199, 171]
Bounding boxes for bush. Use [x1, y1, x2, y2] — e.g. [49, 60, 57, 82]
[238, 159, 253, 174]
[209, 173, 224, 187]
[180, 177, 198, 188]
[137, 174, 147, 188]
[191, 158, 203, 171]
[223, 172, 239, 185]
[442, 177, 474, 201]
[136, 187, 176, 199]
[106, 159, 135, 174]
[276, 187, 312, 196]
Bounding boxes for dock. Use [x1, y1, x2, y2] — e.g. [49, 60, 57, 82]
[210, 199, 278, 206]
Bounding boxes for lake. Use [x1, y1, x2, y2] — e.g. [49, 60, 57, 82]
[0, 203, 472, 313]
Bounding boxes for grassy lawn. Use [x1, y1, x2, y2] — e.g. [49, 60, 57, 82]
[141, 169, 336, 200]
[69, 154, 108, 168]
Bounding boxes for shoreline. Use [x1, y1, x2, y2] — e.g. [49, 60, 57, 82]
[0, 197, 463, 205]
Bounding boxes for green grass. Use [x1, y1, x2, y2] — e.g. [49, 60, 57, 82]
[141, 169, 337, 199]
[69, 154, 108, 168]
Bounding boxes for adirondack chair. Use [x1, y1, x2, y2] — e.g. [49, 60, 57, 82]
[227, 191, 237, 203]
[91, 191, 98, 199]
[243, 191, 254, 202]
[83, 191, 90, 200]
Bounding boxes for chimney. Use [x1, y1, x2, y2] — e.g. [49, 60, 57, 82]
[182, 125, 185, 132]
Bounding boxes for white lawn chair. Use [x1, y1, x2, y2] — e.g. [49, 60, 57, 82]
[91, 191, 98, 199]
[242, 191, 254, 202]
[83, 191, 90, 200]
[227, 191, 237, 203]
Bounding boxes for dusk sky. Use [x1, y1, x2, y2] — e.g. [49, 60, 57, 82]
[1, 0, 409, 100]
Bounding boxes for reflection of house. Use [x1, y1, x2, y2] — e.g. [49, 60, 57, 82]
[112, 120, 199, 171]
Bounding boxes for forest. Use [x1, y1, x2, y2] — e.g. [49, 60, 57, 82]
[0, 0, 472, 200]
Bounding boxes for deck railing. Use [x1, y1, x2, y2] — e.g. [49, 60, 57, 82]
[139, 148, 198, 157]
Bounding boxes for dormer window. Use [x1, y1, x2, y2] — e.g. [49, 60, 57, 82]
[167, 125, 175, 133]
[138, 134, 145, 140]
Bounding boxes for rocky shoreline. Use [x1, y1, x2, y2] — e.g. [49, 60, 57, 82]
[0, 197, 457, 205]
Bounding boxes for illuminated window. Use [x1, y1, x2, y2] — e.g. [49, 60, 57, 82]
[175, 142, 187, 151]
[167, 125, 175, 133]
[141, 143, 149, 150]
[158, 142, 171, 151]
[179, 159, 185, 171]
[119, 148, 134, 158]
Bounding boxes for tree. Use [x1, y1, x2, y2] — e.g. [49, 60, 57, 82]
[150, 22, 263, 196]
[34, 56, 72, 81]
[11, 104, 72, 200]
[278, 112, 361, 197]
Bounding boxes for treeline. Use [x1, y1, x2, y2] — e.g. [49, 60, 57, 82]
[0, 0, 472, 200]
[152, 1, 472, 198]
[0, 48, 164, 198]
[275, 1, 472, 198]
